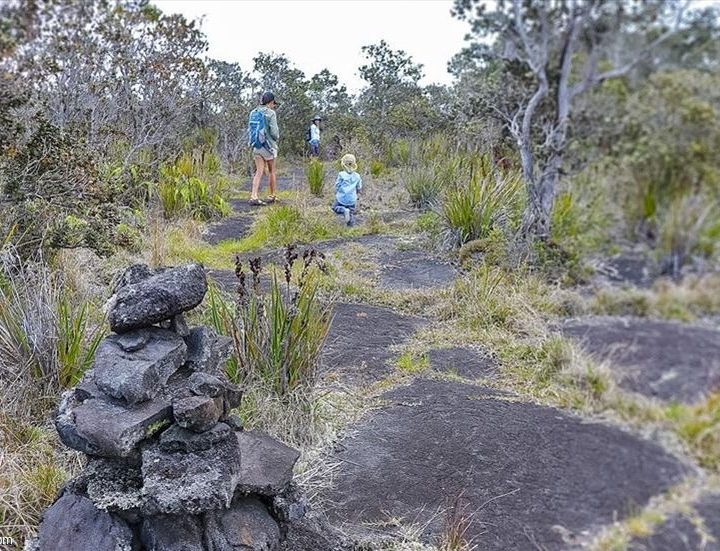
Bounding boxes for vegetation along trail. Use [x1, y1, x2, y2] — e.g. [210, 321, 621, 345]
[2, 1, 720, 550]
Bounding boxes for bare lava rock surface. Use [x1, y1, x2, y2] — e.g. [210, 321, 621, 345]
[562, 316, 720, 403]
[323, 378, 688, 550]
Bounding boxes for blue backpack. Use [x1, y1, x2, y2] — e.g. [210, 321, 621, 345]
[248, 109, 267, 149]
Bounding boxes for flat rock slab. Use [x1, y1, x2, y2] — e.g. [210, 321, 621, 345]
[378, 249, 456, 290]
[428, 347, 498, 379]
[593, 254, 658, 288]
[236, 430, 300, 496]
[629, 492, 720, 550]
[324, 379, 687, 550]
[322, 303, 425, 385]
[562, 316, 720, 403]
[204, 214, 255, 244]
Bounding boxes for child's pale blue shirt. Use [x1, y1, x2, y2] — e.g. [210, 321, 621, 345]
[335, 170, 362, 206]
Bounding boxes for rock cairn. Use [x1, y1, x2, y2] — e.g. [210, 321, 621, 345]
[33, 263, 304, 551]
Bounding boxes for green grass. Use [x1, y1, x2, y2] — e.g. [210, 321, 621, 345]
[666, 394, 720, 469]
[306, 159, 326, 197]
[396, 352, 429, 373]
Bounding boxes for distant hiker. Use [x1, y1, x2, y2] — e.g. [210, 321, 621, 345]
[307, 116, 321, 157]
[332, 154, 362, 226]
[247, 91, 280, 205]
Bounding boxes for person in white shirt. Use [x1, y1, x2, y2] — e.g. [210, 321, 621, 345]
[308, 116, 321, 157]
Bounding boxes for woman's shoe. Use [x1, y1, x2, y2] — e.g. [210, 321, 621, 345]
[266, 195, 277, 203]
[249, 198, 266, 206]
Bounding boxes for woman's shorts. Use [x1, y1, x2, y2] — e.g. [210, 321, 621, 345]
[253, 147, 277, 161]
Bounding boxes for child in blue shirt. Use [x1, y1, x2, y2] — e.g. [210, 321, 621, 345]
[332, 154, 362, 226]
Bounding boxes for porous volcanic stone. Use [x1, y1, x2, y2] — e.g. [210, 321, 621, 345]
[141, 434, 241, 515]
[324, 378, 688, 549]
[236, 430, 300, 496]
[562, 316, 720, 402]
[56, 391, 171, 458]
[114, 263, 155, 291]
[83, 458, 145, 512]
[109, 263, 207, 333]
[205, 496, 281, 551]
[94, 328, 187, 405]
[322, 303, 425, 384]
[428, 347, 498, 379]
[185, 326, 233, 374]
[173, 395, 222, 433]
[36, 494, 134, 551]
[141, 514, 205, 551]
[159, 422, 233, 453]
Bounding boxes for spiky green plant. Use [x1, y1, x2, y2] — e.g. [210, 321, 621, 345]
[404, 167, 443, 209]
[306, 158, 326, 197]
[439, 168, 522, 248]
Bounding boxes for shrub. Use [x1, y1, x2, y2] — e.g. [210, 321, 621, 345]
[0, 249, 104, 419]
[438, 169, 522, 249]
[206, 247, 334, 446]
[404, 167, 443, 209]
[305, 158, 326, 197]
[369, 159, 385, 178]
[657, 193, 718, 275]
[157, 155, 230, 221]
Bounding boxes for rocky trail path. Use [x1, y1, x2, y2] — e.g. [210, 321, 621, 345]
[201, 174, 720, 551]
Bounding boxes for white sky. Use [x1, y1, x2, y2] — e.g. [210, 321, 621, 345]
[153, 0, 469, 93]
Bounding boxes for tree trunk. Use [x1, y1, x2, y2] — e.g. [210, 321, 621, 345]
[520, 153, 561, 241]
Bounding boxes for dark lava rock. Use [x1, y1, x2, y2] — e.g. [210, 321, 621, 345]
[173, 395, 222, 433]
[114, 263, 156, 292]
[280, 517, 351, 551]
[188, 371, 243, 415]
[94, 328, 187, 405]
[236, 430, 300, 496]
[189, 372, 226, 397]
[159, 422, 233, 453]
[185, 326, 233, 374]
[36, 493, 135, 551]
[141, 514, 205, 551]
[428, 346, 498, 379]
[56, 391, 171, 457]
[141, 434, 241, 515]
[324, 379, 687, 550]
[109, 263, 207, 333]
[378, 249, 456, 290]
[161, 313, 190, 337]
[322, 303, 425, 385]
[562, 316, 720, 402]
[205, 214, 255, 245]
[73, 369, 106, 401]
[629, 492, 720, 551]
[594, 253, 658, 288]
[205, 496, 281, 551]
[83, 458, 145, 512]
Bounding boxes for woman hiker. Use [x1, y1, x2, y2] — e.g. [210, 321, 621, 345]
[248, 91, 280, 206]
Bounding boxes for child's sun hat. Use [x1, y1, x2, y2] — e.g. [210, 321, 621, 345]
[341, 154, 357, 172]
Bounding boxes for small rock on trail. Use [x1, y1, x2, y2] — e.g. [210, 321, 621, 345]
[323, 378, 688, 550]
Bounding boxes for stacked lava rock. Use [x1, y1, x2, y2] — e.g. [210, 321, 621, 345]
[32, 264, 305, 551]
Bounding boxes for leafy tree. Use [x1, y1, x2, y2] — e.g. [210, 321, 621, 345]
[357, 40, 424, 140]
[452, 0, 694, 242]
